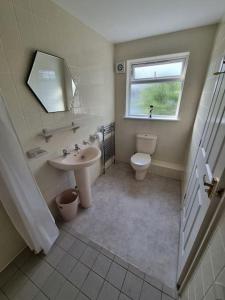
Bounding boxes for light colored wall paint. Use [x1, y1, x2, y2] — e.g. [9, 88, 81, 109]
[114, 25, 217, 178]
[0, 0, 114, 269]
[0, 200, 25, 272]
[180, 15, 225, 300]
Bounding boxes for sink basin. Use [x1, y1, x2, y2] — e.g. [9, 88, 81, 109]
[48, 146, 101, 208]
[49, 146, 101, 171]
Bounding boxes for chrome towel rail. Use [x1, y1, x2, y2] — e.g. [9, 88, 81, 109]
[99, 122, 115, 174]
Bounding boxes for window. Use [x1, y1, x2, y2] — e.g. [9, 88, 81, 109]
[125, 53, 189, 120]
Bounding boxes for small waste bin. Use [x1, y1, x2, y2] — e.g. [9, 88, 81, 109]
[56, 188, 79, 222]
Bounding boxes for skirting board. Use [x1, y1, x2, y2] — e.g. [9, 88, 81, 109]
[150, 159, 184, 180]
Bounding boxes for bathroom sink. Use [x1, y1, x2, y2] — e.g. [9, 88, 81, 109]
[48, 146, 101, 171]
[48, 146, 101, 208]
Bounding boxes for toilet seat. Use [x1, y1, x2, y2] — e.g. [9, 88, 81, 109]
[131, 153, 151, 166]
[130, 133, 157, 180]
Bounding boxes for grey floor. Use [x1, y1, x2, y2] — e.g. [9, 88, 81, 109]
[65, 163, 181, 289]
[0, 228, 177, 300]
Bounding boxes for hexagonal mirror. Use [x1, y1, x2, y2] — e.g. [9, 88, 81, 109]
[27, 51, 76, 113]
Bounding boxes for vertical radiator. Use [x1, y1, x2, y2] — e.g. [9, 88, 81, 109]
[99, 122, 115, 174]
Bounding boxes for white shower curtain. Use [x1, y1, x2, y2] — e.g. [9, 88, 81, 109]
[0, 93, 59, 254]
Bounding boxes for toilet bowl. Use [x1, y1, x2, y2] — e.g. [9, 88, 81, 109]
[131, 153, 151, 180]
[130, 133, 157, 181]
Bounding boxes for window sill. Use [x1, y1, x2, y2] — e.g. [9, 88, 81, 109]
[124, 115, 180, 121]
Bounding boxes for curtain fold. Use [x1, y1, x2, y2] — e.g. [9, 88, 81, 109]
[0, 93, 59, 254]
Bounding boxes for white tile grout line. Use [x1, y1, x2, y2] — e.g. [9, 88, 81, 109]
[67, 227, 178, 298]
[0, 227, 177, 300]
[138, 275, 146, 300]
[61, 226, 178, 299]
[119, 268, 130, 299]
[93, 252, 115, 300]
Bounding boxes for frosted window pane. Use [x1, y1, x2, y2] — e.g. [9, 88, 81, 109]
[129, 81, 181, 117]
[133, 62, 183, 80]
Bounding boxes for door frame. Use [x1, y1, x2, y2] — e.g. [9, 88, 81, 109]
[177, 190, 222, 288]
[176, 56, 225, 289]
[177, 181, 225, 292]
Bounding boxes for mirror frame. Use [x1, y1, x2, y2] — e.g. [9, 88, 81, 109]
[27, 50, 71, 113]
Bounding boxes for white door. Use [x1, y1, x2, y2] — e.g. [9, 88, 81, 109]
[177, 57, 225, 282]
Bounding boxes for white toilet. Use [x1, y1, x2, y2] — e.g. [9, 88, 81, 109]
[130, 133, 157, 181]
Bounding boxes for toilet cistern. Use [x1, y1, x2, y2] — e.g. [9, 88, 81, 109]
[130, 133, 157, 181]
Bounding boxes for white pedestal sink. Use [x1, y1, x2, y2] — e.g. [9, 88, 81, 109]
[48, 146, 101, 208]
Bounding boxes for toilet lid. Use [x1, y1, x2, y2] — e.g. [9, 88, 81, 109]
[131, 153, 151, 165]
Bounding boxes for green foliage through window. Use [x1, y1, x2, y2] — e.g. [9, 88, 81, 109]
[129, 81, 181, 117]
[127, 54, 189, 119]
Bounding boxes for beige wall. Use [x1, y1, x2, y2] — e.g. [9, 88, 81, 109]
[114, 25, 217, 179]
[180, 15, 225, 300]
[0, 0, 114, 269]
[0, 201, 25, 272]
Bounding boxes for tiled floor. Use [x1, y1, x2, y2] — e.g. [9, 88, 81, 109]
[0, 229, 178, 300]
[64, 163, 181, 288]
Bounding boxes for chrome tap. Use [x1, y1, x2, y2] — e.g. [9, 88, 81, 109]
[62, 149, 70, 156]
[83, 140, 90, 145]
[74, 144, 80, 151]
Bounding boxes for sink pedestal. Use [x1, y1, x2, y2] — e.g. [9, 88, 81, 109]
[74, 168, 92, 208]
[48, 146, 101, 208]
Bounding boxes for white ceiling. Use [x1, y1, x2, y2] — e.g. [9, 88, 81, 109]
[52, 0, 225, 43]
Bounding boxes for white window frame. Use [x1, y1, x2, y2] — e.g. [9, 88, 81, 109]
[125, 52, 189, 121]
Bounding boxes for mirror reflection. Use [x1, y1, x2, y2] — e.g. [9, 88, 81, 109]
[27, 51, 76, 113]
